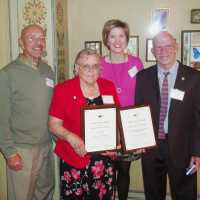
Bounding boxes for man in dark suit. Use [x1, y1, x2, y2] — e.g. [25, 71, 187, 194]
[135, 31, 200, 200]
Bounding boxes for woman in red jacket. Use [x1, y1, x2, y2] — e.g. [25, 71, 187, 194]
[48, 49, 120, 200]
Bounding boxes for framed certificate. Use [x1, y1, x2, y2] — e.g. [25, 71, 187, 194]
[119, 105, 156, 152]
[82, 105, 117, 153]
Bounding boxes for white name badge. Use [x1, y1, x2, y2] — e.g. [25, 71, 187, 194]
[45, 78, 54, 88]
[102, 95, 114, 104]
[128, 66, 138, 78]
[170, 89, 185, 101]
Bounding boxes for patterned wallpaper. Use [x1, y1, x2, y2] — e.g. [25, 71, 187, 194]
[9, 0, 56, 68]
[56, 0, 67, 82]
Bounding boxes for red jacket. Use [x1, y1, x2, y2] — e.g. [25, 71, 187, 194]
[49, 76, 120, 168]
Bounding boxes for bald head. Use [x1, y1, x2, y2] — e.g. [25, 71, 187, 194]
[19, 24, 46, 64]
[20, 24, 44, 39]
[151, 31, 178, 69]
[153, 31, 176, 47]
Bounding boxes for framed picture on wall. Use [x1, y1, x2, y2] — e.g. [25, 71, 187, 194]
[151, 8, 170, 31]
[146, 39, 156, 62]
[191, 9, 200, 24]
[127, 35, 139, 56]
[84, 41, 102, 55]
[181, 30, 200, 69]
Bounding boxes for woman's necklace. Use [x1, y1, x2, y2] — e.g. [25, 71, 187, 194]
[80, 82, 100, 99]
[109, 52, 127, 64]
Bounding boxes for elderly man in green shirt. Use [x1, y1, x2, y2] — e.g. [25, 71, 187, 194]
[0, 24, 55, 200]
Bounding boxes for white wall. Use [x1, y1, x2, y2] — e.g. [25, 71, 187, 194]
[67, 0, 200, 76]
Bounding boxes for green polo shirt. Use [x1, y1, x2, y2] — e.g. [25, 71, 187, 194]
[0, 56, 55, 158]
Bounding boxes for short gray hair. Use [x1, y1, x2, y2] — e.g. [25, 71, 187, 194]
[152, 31, 176, 47]
[74, 48, 100, 65]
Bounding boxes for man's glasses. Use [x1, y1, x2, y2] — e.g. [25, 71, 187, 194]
[154, 45, 175, 54]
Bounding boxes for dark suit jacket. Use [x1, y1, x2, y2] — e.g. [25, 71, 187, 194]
[135, 62, 200, 167]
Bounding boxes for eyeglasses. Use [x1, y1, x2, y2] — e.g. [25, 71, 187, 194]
[26, 36, 45, 43]
[79, 64, 100, 72]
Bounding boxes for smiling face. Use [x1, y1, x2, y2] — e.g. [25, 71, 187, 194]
[76, 54, 100, 86]
[19, 25, 45, 63]
[152, 32, 178, 70]
[107, 27, 128, 54]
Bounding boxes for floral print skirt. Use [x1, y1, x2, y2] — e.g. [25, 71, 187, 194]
[60, 155, 115, 200]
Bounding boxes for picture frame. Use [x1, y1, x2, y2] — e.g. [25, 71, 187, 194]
[119, 105, 156, 153]
[146, 39, 156, 62]
[191, 9, 200, 24]
[151, 8, 170, 32]
[82, 105, 117, 153]
[127, 35, 139, 56]
[84, 41, 102, 55]
[181, 30, 200, 69]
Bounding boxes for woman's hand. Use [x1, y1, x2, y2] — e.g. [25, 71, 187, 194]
[133, 148, 146, 154]
[101, 145, 121, 159]
[49, 116, 87, 157]
[66, 133, 87, 157]
[101, 151, 117, 160]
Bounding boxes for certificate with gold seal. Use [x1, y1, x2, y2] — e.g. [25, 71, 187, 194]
[82, 105, 117, 153]
[119, 105, 156, 152]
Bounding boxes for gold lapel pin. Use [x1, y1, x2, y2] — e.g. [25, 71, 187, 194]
[181, 77, 185, 81]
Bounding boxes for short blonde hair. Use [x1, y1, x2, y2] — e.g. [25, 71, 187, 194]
[102, 19, 130, 49]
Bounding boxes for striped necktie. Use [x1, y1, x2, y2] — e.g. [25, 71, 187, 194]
[158, 72, 170, 139]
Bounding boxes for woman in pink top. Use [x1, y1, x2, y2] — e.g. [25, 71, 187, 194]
[101, 19, 144, 200]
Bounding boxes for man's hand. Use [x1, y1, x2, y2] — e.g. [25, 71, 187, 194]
[190, 156, 200, 169]
[7, 153, 23, 171]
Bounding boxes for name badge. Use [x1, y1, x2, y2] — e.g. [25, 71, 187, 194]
[102, 95, 114, 104]
[46, 78, 54, 88]
[170, 89, 185, 101]
[128, 66, 138, 78]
